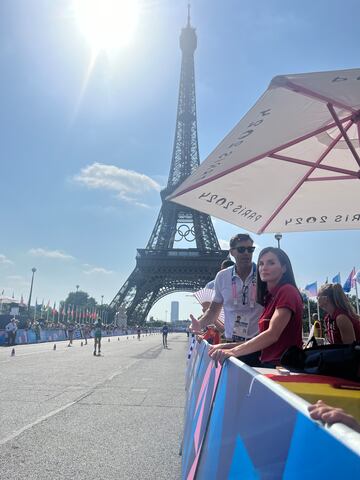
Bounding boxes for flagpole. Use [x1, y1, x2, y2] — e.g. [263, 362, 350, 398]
[354, 279, 360, 314]
[307, 296, 311, 333]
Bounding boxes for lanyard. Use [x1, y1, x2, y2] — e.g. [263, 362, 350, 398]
[232, 265, 256, 307]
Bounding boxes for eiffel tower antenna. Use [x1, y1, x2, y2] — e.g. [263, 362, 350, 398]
[110, 9, 228, 324]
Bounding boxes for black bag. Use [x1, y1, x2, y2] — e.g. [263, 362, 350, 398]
[280, 341, 360, 381]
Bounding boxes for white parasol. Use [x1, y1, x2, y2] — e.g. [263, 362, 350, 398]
[169, 68, 360, 233]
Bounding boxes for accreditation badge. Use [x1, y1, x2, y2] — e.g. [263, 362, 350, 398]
[233, 312, 249, 339]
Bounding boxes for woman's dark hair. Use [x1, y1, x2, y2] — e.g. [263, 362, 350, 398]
[256, 247, 300, 306]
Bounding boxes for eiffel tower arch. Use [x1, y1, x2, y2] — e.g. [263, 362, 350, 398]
[110, 9, 228, 324]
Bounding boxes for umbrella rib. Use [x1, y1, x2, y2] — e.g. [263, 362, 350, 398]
[306, 175, 356, 181]
[259, 120, 354, 233]
[327, 103, 360, 167]
[167, 114, 353, 200]
[282, 79, 357, 113]
[270, 153, 359, 177]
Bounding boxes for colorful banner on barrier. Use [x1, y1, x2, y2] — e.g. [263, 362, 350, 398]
[182, 342, 360, 479]
[182, 340, 222, 480]
[0, 328, 127, 346]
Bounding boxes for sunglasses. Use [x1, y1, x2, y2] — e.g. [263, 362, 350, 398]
[232, 246, 255, 254]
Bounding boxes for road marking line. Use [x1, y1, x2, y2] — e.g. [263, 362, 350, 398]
[0, 360, 139, 446]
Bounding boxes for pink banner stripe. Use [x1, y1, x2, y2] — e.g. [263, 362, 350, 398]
[189, 363, 222, 480]
[211, 366, 222, 402]
[328, 103, 360, 167]
[168, 113, 353, 200]
[195, 362, 212, 412]
[282, 78, 357, 113]
[187, 448, 202, 480]
[194, 394, 206, 453]
[259, 119, 353, 233]
[270, 153, 359, 177]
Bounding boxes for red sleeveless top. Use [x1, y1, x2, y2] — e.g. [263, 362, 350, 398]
[325, 307, 360, 344]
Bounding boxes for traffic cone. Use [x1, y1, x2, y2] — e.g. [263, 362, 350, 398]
[11, 348, 15, 356]
[81, 341, 83, 347]
[53, 344, 56, 351]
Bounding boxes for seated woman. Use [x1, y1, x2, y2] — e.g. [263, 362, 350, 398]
[317, 283, 360, 344]
[209, 247, 303, 367]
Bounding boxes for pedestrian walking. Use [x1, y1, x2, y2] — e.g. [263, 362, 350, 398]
[5, 318, 17, 346]
[93, 319, 102, 356]
[162, 324, 169, 348]
[67, 322, 75, 347]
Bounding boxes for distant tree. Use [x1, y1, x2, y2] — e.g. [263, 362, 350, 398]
[146, 320, 164, 327]
[348, 294, 359, 314]
[63, 291, 97, 308]
[301, 296, 319, 334]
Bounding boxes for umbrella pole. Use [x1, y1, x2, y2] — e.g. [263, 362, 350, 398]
[316, 299, 321, 325]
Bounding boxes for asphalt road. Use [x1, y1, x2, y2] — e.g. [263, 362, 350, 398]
[0, 332, 187, 479]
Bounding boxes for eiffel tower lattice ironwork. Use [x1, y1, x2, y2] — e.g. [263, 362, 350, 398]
[110, 10, 228, 324]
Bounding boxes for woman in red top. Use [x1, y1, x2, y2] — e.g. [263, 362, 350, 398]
[209, 247, 303, 367]
[317, 283, 360, 344]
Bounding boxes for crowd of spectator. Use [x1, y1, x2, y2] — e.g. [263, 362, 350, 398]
[2, 318, 153, 346]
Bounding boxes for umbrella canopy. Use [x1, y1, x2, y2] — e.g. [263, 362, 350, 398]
[168, 68, 360, 233]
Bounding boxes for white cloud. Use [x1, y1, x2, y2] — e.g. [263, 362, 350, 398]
[0, 254, 13, 265]
[28, 248, 75, 260]
[73, 163, 161, 206]
[83, 267, 114, 275]
[219, 239, 230, 250]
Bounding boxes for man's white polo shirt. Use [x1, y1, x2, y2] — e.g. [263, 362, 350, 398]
[213, 264, 263, 340]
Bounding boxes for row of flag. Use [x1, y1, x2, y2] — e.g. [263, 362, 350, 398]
[33, 301, 104, 323]
[304, 267, 360, 298]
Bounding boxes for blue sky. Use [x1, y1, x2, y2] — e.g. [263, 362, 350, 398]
[0, 0, 359, 320]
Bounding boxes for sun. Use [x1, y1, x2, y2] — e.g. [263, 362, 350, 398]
[74, 0, 139, 53]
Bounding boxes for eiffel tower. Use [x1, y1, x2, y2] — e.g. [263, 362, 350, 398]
[110, 9, 228, 324]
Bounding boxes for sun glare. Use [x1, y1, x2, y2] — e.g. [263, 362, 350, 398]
[74, 0, 139, 53]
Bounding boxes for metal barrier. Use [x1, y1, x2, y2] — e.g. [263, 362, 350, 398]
[182, 340, 360, 479]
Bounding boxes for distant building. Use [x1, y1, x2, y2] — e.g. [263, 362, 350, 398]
[170, 301, 179, 323]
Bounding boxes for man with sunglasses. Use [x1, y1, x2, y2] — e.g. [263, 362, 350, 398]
[190, 233, 263, 365]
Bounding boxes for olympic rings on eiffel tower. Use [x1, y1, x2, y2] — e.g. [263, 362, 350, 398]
[175, 224, 195, 242]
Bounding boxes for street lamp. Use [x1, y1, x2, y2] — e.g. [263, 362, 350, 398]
[274, 233, 283, 249]
[76, 285, 80, 293]
[101, 295, 104, 305]
[27, 267, 37, 312]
